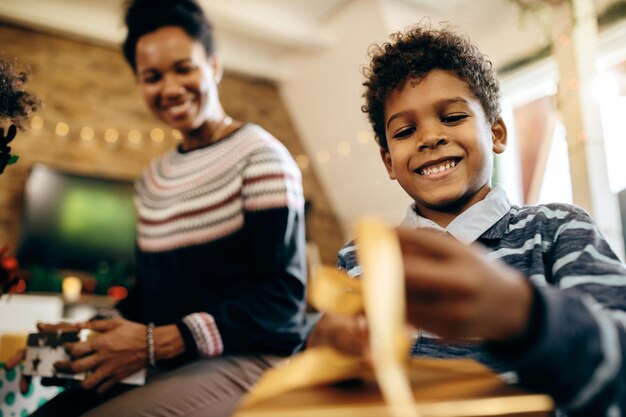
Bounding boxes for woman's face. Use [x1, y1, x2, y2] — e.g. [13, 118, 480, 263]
[134, 26, 221, 131]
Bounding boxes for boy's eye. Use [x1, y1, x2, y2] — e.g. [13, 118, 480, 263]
[392, 127, 415, 139]
[441, 114, 468, 124]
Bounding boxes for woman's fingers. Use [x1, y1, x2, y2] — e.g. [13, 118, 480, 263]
[96, 377, 117, 393]
[4, 348, 31, 395]
[65, 339, 95, 358]
[81, 364, 112, 390]
[55, 353, 100, 374]
[19, 375, 32, 394]
[36, 322, 81, 332]
[84, 319, 119, 333]
[4, 347, 26, 369]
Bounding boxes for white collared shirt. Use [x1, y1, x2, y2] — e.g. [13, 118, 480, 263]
[399, 185, 511, 245]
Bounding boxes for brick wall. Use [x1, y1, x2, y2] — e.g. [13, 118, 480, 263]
[0, 24, 345, 266]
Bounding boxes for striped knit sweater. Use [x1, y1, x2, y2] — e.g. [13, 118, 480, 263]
[337, 186, 626, 417]
[117, 124, 311, 359]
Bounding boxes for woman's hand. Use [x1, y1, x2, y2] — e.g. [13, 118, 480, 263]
[397, 227, 533, 342]
[4, 322, 82, 394]
[55, 318, 147, 393]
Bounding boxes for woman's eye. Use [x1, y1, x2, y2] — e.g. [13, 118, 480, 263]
[442, 114, 467, 124]
[393, 127, 415, 139]
[141, 74, 160, 84]
[176, 65, 196, 74]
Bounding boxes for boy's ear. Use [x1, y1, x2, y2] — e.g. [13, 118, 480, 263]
[380, 147, 396, 180]
[491, 117, 507, 154]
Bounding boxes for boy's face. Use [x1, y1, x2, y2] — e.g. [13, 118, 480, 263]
[381, 70, 506, 224]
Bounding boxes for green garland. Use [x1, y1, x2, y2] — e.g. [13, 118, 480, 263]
[501, 0, 626, 75]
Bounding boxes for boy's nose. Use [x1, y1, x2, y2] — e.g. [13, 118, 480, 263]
[417, 137, 448, 151]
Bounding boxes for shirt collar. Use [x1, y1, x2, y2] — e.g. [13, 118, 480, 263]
[399, 185, 511, 244]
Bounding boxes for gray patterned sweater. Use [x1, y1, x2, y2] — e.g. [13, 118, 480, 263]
[337, 186, 626, 417]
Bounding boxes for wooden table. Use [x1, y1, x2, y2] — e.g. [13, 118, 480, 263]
[235, 359, 553, 417]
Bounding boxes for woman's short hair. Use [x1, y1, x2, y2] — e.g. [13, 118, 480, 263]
[122, 0, 215, 72]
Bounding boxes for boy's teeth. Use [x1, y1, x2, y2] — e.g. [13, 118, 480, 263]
[419, 159, 457, 176]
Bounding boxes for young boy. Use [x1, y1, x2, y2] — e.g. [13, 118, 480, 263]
[311, 25, 626, 417]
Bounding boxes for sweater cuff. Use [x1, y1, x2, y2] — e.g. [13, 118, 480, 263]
[175, 320, 199, 357]
[181, 313, 224, 357]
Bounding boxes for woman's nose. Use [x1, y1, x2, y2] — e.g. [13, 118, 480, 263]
[161, 73, 185, 97]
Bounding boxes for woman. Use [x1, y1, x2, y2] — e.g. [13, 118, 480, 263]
[11, 0, 312, 415]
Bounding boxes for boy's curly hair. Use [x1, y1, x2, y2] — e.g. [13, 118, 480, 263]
[123, 0, 215, 72]
[0, 58, 41, 128]
[362, 24, 501, 150]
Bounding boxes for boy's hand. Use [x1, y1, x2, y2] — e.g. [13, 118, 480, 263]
[307, 314, 370, 358]
[397, 227, 533, 342]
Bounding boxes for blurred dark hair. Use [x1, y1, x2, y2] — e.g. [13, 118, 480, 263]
[122, 0, 215, 72]
[0, 57, 41, 128]
[362, 23, 501, 150]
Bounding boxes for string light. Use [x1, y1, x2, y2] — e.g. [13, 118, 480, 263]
[150, 128, 165, 142]
[337, 141, 351, 156]
[20, 118, 334, 176]
[23, 115, 182, 145]
[357, 130, 372, 144]
[128, 129, 143, 145]
[103, 128, 119, 144]
[30, 115, 44, 130]
[296, 154, 310, 170]
[316, 150, 330, 164]
[80, 126, 95, 141]
[55, 122, 70, 137]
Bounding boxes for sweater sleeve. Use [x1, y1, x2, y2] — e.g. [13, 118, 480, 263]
[490, 207, 626, 417]
[178, 145, 309, 358]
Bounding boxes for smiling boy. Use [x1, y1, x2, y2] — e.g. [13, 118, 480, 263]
[311, 25, 626, 417]
[381, 69, 506, 227]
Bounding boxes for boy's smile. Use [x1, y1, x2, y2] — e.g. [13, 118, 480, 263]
[381, 70, 507, 227]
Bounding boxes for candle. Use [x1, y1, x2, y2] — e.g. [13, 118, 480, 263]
[62, 276, 82, 303]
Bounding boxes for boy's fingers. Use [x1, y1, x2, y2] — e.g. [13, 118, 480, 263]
[404, 259, 475, 295]
[397, 228, 458, 257]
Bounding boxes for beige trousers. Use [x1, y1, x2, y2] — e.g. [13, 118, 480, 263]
[30, 355, 280, 417]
